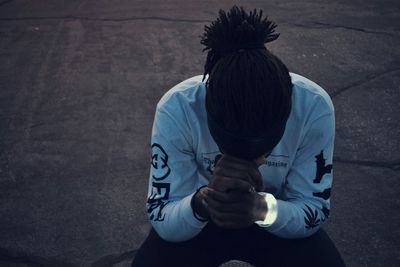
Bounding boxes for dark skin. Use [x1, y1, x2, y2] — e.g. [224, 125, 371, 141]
[193, 154, 269, 229]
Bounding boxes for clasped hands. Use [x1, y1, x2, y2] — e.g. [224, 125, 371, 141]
[194, 154, 268, 229]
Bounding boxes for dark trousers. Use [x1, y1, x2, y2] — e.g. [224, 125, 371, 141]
[132, 222, 345, 267]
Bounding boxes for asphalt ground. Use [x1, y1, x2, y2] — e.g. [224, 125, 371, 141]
[0, 0, 399, 266]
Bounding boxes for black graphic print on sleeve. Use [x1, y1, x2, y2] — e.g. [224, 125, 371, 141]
[303, 150, 333, 230]
[303, 204, 321, 229]
[147, 182, 171, 222]
[151, 143, 171, 181]
[313, 150, 332, 184]
[313, 188, 331, 200]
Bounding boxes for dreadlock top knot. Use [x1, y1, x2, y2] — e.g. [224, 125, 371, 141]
[219, 43, 266, 57]
[200, 5, 279, 73]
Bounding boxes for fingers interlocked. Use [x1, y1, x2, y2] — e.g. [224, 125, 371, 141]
[203, 154, 264, 229]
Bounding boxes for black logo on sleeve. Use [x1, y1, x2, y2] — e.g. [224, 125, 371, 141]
[313, 150, 332, 184]
[151, 143, 171, 180]
[303, 204, 321, 229]
[313, 188, 331, 200]
[147, 182, 171, 222]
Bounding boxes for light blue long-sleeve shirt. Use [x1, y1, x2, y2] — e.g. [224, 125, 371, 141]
[146, 73, 335, 242]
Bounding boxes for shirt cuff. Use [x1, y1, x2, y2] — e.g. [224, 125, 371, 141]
[182, 191, 208, 229]
[190, 185, 208, 222]
[263, 199, 296, 233]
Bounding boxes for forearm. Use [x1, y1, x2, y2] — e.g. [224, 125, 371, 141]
[260, 199, 326, 238]
[148, 192, 208, 242]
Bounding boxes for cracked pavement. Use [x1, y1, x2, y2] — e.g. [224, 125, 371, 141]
[0, 0, 399, 266]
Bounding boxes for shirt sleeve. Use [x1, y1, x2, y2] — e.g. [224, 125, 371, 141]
[146, 103, 208, 242]
[263, 97, 335, 238]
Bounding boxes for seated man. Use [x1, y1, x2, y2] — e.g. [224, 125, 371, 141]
[132, 5, 345, 267]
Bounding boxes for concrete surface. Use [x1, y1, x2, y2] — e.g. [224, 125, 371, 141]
[0, 0, 399, 266]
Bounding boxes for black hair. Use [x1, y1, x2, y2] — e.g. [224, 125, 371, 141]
[200, 5, 293, 139]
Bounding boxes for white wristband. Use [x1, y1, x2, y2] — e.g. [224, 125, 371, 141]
[255, 192, 278, 227]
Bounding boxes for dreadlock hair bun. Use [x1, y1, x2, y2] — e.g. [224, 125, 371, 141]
[201, 5, 279, 71]
[201, 5, 293, 151]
